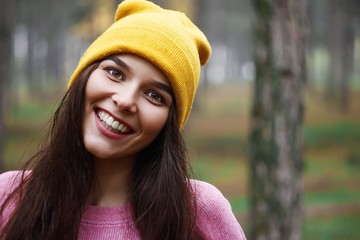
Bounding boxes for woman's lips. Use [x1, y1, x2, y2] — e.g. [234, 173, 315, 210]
[96, 109, 132, 134]
[94, 108, 134, 140]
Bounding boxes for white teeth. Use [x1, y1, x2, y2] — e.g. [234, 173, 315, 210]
[118, 124, 125, 132]
[111, 121, 119, 129]
[106, 116, 114, 126]
[100, 111, 105, 119]
[103, 114, 109, 122]
[96, 110, 130, 134]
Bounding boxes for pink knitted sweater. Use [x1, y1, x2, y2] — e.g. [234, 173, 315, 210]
[0, 171, 246, 239]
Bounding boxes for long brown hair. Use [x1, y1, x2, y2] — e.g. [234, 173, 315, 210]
[132, 103, 202, 240]
[0, 61, 203, 240]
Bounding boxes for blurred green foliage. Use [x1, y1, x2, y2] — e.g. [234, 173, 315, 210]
[305, 123, 360, 148]
[304, 216, 360, 240]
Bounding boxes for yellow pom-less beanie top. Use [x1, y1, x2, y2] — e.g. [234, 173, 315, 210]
[68, 0, 211, 128]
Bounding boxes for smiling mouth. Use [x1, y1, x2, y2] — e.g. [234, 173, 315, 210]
[96, 110, 132, 134]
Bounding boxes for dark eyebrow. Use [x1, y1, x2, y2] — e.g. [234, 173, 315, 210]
[107, 56, 132, 72]
[153, 82, 174, 97]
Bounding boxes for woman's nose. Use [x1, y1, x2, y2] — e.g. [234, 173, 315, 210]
[111, 86, 138, 113]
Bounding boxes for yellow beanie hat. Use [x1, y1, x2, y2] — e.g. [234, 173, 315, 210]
[68, 0, 211, 128]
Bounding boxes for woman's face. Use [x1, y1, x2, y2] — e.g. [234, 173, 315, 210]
[82, 54, 173, 161]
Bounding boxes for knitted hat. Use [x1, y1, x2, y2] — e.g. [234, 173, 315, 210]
[68, 0, 211, 128]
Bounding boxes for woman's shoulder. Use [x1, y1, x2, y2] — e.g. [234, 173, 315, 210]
[0, 170, 29, 196]
[189, 179, 229, 208]
[189, 179, 247, 240]
[0, 171, 21, 188]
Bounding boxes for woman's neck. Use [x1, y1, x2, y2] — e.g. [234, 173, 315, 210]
[87, 157, 134, 207]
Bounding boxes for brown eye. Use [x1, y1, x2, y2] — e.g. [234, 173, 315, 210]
[106, 68, 125, 81]
[145, 91, 165, 104]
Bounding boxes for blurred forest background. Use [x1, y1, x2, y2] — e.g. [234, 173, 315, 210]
[0, 0, 360, 239]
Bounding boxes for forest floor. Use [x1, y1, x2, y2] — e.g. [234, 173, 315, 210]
[4, 81, 360, 239]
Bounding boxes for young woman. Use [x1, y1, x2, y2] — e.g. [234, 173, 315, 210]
[0, 0, 246, 239]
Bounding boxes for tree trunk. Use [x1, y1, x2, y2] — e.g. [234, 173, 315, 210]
[326, 0, 355, 112]
[26, 6, 38, 93]
[249, 0, 308, 239]
[325, 0, 340, 103]
[0, 0, 15, 172]
[339, 16, 354, 113]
